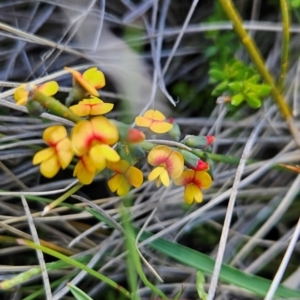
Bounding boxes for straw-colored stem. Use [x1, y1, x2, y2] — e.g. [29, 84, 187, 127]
[218, 0, 300, 147]
[279, 0, 290, 90]
[42, 183, 83, 216]
[218, 0, 291, 119]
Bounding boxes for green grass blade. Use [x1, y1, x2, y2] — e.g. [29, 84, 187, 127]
[87, 207, 300, 298]
[68, 283, 93, 300]
[18, 239, 130, 298]
[134, 229, 300, 299]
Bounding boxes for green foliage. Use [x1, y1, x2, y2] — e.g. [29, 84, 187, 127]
[209, 59, 271, 108]
[68, 283, 93, 300]
[196, 271, 208, 300]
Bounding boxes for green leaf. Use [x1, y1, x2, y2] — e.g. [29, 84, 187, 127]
[88, 208, 300, 299]
[132, 229, 300, 299]
[245, 95, 262, 108]
[68, 283, 93, 300]
[208, 69, 227, 81]
[255, 84, 271, 97]
[196, 271, 208, 300]
[246, 74, 260, 83]
[231, 93, 244, 106]
[211, 80, 228, 95]
[87, 207, 119, 230]
[228, 81, 243, 92]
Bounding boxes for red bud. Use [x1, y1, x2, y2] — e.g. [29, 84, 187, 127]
[206, 136, 215, 146]
[127, 128, 145, 143]
[193, 160, 209, 171]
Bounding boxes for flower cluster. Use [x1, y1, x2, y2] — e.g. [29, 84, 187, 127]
[14, 67, 214, 204]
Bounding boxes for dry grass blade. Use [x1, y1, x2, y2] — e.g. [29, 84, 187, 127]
[265, 218, 300, 300]
[208, 107, 276, 300]
[20, 194, 52, 299]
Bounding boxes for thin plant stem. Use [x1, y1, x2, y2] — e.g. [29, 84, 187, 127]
[32, 89, 81, 123]
[42, 183, 83, 215]
[279, 0, 290, 90]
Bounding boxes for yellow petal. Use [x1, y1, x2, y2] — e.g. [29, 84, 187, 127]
[89, 97, 103, 105]
[193, 187, 203, 203]
[90, 116, 119, 145]
[150, 121, 173, 134]
[90, 102, 114, 115]
[89, 146, 107, 171]
[167, 151, 184, 179]
[83, 68, 106, 89]
[71, 120, 93, 156]
[174, 169, 195, 186]
[108, 173, 123, 193]
[16, 97, 29, 105]
[155, 178, 162, 188]
[126, 166, 143, 188]
[38, 81, 59, 96]
[148, 166, 164, 182]
[194, 171, 212, 189]
[147, 145, 171, 167]
[100, 144, 120, 162]
[135, 116, 152, 128]
[73, 158, 96, 185]
[40, 155, 60, 178]
[32, 147, 55, 165]
[43, 126, 67, 145]
[184, 184, 195, 204]
[116, 179, 131, 196]
[56, 138, 73, 169]
[107, 159, 130, 174]
[69, 103, 91, 117]
[159, 169, 170, 187]
[14, 84, 29, 105]
[64, 67, 99, 96]
[144, 109, 165, 121]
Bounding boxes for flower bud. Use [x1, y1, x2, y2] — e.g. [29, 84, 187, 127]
[111, 121, 145, 143]
[181, 135, 214, 149]
[179, 149, 210, 171]
[168, 118, 181, 141]
[126, 128, 145, 143]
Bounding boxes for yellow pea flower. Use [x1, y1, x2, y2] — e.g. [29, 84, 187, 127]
[14, 81, 59, 105]
[174, 169, 212, 204]
[135, 110, 173, 134]
[71, 116, 120, 172]
[107, 160, 143, 196]
[33, 126, 73, 178]
[64, 67, 105, 97]
[70, 96, 114, 117]
[147, 145, 184, 187]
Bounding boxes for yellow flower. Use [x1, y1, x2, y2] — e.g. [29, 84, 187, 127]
[33, 126, 73, 178]
[147, 145, 184, 187]
[73, 155, 97, 185]
[174, 169, 212, 204]
[71, 116, 120, 172]
[69, 96, 114, 117]
[107, 160, 143, 196]
[64, 67, 105, 97]
[135, 110, 173, 134]
[14, 81, 59, 105]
